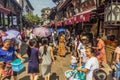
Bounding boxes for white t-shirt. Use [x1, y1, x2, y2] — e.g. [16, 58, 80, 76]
[85, 57, 99, 80]
[75, 39, 80, 46]
[115, 46, 120, 54]
[71, 56, 77, 64]
[115, 46, 120, 62]
[77, 42, 88, 63]
[30, 33, 35, 39]
[26, 30, 30, 37]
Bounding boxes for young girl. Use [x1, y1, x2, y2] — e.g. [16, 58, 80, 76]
[39, 38, 55, 80]
[114, 45, 120, 80]
[27, 39, 41, 80]
[70, 52, 78, 69]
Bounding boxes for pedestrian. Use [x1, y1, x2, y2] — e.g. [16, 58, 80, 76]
[57, 33, 66, 57]
[0, 39, 24, 80]
[77, 36, 89, 64]
[39, 38, 55, 80]
[26, 27, 31, 38]
[114, 43, 120, 80]
[93, 36, 107, 66]
[20, 29, 25, 41]
[27, 39, 41, 80]
[70, 52, 78, 69]
[0, 36, 3, 48]
[69, 36, 75, 54]
[77, 46, 99, 80]
[29, 31, 36, 40]
[75, 35, 80, 52]
[52, 28, 58, 47]
[65, 29, 71, 53]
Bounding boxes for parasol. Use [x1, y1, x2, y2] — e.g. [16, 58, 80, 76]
[33, 27, 51, 37]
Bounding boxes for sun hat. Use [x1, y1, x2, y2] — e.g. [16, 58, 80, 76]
[81, 36, 88, 40]
[93, 69, 107, 80]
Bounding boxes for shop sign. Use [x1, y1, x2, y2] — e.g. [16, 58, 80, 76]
[64, 19, 69, 25]
[68, 18, 74, 25]
[74, 11, 91, 23]
[64, 11, 91, 25]
[13, 16, 17, 25]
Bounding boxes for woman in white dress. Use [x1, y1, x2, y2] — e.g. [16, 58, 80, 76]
[39, 38, 55, 80]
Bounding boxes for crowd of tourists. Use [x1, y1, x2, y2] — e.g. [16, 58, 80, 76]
[0, 26, 119, 80]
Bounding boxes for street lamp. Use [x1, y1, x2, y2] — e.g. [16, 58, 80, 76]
[104, 1, 120, 25]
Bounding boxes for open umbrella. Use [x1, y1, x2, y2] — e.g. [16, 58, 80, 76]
[0, 30, 7, 36]
[57, 28, 65, 33]
[33, 27, 51, 37]
[2, 31, 18, 41]
[7, 30, 20, 36]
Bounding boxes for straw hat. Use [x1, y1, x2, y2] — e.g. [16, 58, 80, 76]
[81, 36, 88, 40]
[93, 69, 107, 80]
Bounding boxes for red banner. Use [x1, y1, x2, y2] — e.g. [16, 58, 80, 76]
[64, 11, 91, 25]
[78, 12, 91, 22]
[64, 19, 69, 25]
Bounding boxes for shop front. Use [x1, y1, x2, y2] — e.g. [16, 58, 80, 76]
[103, 0, 120, 63]
[0, 4, 10, 28]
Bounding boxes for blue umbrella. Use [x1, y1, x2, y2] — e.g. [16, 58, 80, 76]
[57, 28, 65, 33]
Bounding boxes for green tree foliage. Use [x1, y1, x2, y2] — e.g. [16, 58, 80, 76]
[24, 13, 40, 25]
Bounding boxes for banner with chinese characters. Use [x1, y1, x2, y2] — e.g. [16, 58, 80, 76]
[64, 11, 91, 25]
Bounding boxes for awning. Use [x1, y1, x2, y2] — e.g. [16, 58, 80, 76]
[64, 8, 96, 25]
[64, 12, 91, 25]
[74, 11, 91, 23]
[0, 4, 10, 14]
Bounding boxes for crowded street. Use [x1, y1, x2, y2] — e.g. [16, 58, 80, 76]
[0, 0, 120, 80]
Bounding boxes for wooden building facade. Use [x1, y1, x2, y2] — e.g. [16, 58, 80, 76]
[0, 0, 22, 28]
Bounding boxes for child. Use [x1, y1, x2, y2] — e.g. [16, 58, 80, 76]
[70, 52, 78, 69]
[114, 45, 120, 80]
[27, 39, 41, 80]
[115, 62, 120, 80]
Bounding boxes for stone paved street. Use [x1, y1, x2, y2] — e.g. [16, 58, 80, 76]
[17, 54, 71, 80]
[13, 43, 112, 80]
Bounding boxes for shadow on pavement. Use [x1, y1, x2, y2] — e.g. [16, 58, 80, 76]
[50, 73, 59, 80]
[19, 76, 29, 80]
[39, 73, 59, 80]
[19, 73, 59, 80]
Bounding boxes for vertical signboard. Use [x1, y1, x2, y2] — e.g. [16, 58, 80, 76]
[13, 16, 17, 25]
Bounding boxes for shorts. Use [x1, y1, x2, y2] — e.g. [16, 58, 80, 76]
[115, 62, 120, 78]
[13, 71, 17, 76]
[70, 63, 77, 69]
